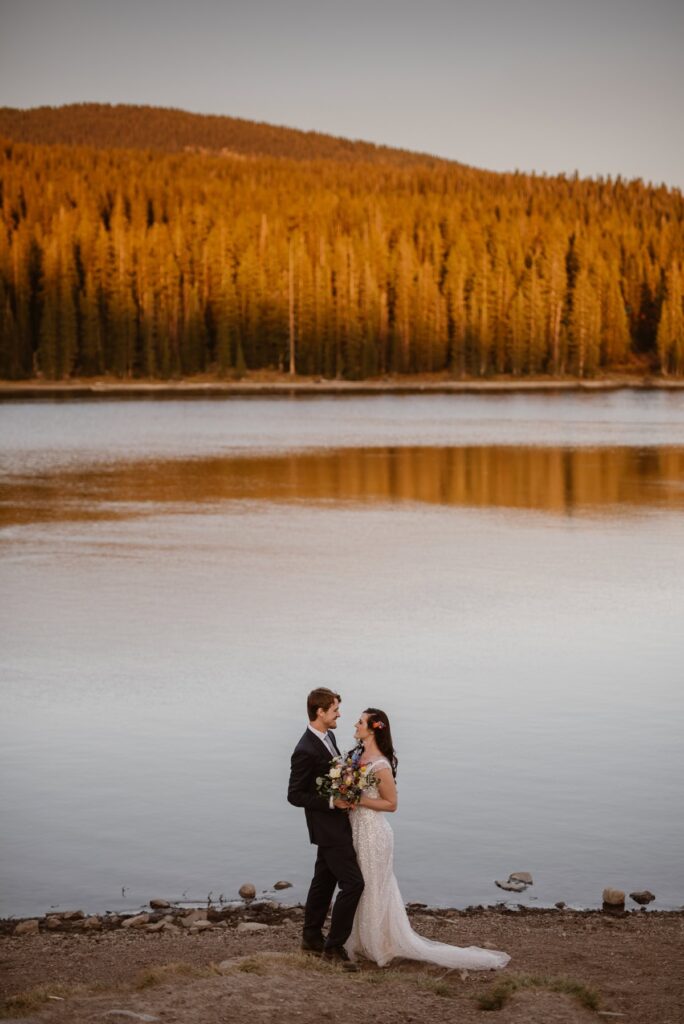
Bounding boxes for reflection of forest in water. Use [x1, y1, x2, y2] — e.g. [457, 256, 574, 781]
[4, 446, 684, 525]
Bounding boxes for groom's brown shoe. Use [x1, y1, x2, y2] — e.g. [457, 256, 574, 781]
[321, 946, 359, 972]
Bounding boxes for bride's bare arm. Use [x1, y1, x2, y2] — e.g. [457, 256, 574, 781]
[357, 767, 397, 812]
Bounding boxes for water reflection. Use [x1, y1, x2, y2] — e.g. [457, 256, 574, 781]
[2, 445, 684, 526]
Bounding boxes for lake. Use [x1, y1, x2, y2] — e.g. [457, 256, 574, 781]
[1, 392, 683, 918]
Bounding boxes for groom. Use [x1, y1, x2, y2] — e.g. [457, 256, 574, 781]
[287, 687, 364, 971]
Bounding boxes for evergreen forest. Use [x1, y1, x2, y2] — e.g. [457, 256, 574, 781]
[1, 104, 683, 381]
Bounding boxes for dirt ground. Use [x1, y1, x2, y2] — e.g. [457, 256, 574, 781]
[1, 907, 682, 1024]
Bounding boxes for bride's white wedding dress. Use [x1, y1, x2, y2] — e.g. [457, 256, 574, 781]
[345, 757, 510, 970]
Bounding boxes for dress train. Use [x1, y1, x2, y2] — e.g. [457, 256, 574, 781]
[345, 758, 510, 970]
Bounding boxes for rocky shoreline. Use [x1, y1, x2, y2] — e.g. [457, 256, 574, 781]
[3, 891, 680, 939]
[2, 874, 674, 938]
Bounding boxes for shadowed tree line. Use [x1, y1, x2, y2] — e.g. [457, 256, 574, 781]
[1, 127, 683, 381]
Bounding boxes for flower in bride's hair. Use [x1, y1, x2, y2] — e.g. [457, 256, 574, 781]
[372, 720, 385, 730]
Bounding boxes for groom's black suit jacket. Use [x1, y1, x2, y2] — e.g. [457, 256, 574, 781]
[288, 728, 353, 847]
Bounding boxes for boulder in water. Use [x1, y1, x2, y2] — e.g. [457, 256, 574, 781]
[629, 890, 655, 905]
[495, 879, 527, 892]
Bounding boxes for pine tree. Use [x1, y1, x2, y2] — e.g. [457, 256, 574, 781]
[569, 263, 601, 377]
[0, 279, 18, 378]
[657, 263, 684, 375]
[600, 265, 631, 368]
[36, 238, 58, 378]
[7, 226, 35, 376]
[444, 241, 468, 377]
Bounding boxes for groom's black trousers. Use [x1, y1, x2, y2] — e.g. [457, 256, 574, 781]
[304, 842, 364, 949]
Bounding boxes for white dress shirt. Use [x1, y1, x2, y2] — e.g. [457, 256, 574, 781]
[308, 723, 338, 809]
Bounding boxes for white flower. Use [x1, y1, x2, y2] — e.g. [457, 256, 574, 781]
[329, 767, 341, 779]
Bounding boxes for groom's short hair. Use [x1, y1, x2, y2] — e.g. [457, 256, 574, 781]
[307, 687, 341, 721]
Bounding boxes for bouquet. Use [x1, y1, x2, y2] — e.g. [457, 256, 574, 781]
[316, 750, 378, 806]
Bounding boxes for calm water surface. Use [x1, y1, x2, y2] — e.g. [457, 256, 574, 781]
[1, 393, 683, 917]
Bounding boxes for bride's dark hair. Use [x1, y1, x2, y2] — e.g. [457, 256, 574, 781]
[364, 708, 398, 778]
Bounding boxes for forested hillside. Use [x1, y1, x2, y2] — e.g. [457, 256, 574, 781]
[0, 104, 440, 166]
[1, 106, 683, 381]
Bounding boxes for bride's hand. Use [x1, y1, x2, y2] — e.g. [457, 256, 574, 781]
[333, 798, 353, 809]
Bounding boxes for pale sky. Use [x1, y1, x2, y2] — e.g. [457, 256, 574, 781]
[1, 0, 683, 188]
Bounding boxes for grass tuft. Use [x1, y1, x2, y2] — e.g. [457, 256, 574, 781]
[361, 971, 389, 984]
[420, 978, 454, 998]
[274, 952, 330, 973]
[134, 961, 220, 989]
[0, 983, 85, 1019]
[477, 979, 517, 1011]
[236, 956, 269, 975]
[221, 951, 332, 976]
[358, 968, 409, 985]
[476, 973, 601, 1013]
[548, 977, 601, 1011]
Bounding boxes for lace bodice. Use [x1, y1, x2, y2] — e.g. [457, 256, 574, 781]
[360, 757, 391, 798]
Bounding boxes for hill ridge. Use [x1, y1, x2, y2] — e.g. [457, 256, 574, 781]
[0, 102, 452, 168]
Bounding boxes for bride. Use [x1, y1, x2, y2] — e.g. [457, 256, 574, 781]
[344, 708, 510, 970]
